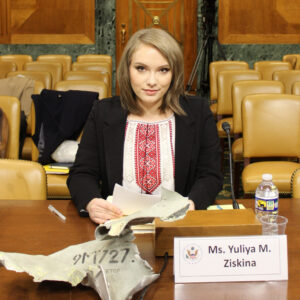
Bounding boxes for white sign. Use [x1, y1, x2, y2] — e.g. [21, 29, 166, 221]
[174, 235, 288, 283]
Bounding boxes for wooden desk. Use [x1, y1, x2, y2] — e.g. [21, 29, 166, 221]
[0, 199, 299, 300]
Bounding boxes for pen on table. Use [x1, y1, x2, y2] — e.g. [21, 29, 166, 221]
[48, 204, 66, 221]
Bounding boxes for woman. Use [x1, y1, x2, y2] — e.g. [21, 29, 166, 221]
[67, 28, 223, 224]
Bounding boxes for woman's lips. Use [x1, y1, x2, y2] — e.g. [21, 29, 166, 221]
[143, 89, 158, 95]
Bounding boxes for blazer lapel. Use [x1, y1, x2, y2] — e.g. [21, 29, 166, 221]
[103, 105, 127, 193]
[175, 98, 195, 194]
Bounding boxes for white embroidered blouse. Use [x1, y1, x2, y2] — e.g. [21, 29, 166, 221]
[122, 115, 175, 195]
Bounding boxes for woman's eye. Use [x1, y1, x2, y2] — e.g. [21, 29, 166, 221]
[136, 66, 145, 71]
[160, 68, 170, 73]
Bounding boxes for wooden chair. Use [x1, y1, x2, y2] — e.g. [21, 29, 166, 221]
[231, 80, 285, 197]
[54, 80, 107, 99]
[0, 159, 47, 200]
[63, 71, 110, 96]
[292, 81, 300, 96]
[0, 61, 17, 78]
[209, 61, 249, 116]
[0, 55, 33, 70]
[216, 69, 261, 138]
[24, 61, 63, 89]
[37, 54, 72, 75]
[0, 96, 20, 159]
[242, 94, 300, 196]
[6, 71, 52, 89]
[254, 61, 292, 80]
[273, 70, 300, 94]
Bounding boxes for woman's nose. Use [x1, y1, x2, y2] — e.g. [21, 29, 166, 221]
[146, 71, 157, 85]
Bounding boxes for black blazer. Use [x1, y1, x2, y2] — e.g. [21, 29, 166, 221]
[67, 95, 223, 213]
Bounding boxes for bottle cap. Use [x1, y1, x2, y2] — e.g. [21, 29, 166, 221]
[262, 173, 272, 181]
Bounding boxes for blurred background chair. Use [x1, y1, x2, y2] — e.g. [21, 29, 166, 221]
[282, 54, 298, 69]
[216, 69, 261, 138]
[209, 61, 249, 117]
[24, 61, 63, 88]
[37, 54, 72, 75]
[283, 54, 300, 70]
[0, 96, 20, 159]
[76, 54, 112, 74]
[242, 94, 300, 196]
[291, 168, 300, 198]
[64, 71, 110, 96]
[0, 159, 47, 200]
[254, 61, 292, 80]
[0, 61, 17, 78]
[54, 80, 107, 99]
[72, 61, 111, 95]
[292, 81, 300, 95]
[231, 80, 285, 197]
[273, 70, 300, 94]
[0, 55, 33, 70]
[6, 71, 52, 89]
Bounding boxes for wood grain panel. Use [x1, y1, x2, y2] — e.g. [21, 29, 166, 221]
[1, 0, 95, 44]
[219, 0, 300, 44]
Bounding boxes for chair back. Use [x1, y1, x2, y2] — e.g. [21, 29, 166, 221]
[232, 80, 284, 136]
[72, 61, 110, 72]
[64, 71, 110, 96]
[242, 94, 300, 159]
[6, 71, 52, 89]
[291, 168, 300, 198]
[76, 54, 112, 73]
[209, 61, 249, 101]
[34, 80, 45, 94]
[0, 61, 17, 78]
[24, 62, 63, 88]
[292, 81, 300, 96]
[254, 61, 292, 80]
[217, 70, 261, 116]
[0, 109, 9, 158]
[273, 70, 300, 94]
[0, 159, 47, 200]
[54, 80, 107, 99]
[283, 54, 298, 69]
[0, 55, 33, 70]
[0, 96, 20, 159]
[37, 55, 72, 75]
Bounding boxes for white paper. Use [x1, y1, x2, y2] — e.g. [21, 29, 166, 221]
[110, 184, 161, 215]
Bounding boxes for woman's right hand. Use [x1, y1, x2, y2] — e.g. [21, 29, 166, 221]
[86, 198, 123, 224]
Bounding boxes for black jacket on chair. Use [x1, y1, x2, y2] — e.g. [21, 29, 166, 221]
[67, 95, 223, 213]
[32, 89, 98, 165]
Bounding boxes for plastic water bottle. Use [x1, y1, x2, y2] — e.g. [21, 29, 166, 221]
[255, 174, 279, 220]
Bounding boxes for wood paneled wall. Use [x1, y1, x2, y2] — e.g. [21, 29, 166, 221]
[0, 0, 94, 44]
[219, 0, 300, 44]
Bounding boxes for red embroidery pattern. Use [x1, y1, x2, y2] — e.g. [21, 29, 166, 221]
[135, 123, 161, 193]
[169, 120, 175, 177]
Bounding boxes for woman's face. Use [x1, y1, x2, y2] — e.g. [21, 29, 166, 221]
[129, 43, 172, 111]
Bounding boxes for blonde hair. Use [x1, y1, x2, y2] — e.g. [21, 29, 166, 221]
[117, 28, 185, 115]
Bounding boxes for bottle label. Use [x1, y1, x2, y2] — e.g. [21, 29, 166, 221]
[255, 196, 278, 212]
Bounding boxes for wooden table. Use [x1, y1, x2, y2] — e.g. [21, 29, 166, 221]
[0, 198, 299, 300]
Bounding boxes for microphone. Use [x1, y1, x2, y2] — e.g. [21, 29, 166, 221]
[222, 122, 239, 209]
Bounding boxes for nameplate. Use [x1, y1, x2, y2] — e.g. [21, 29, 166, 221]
[174, 235, 288, 283]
